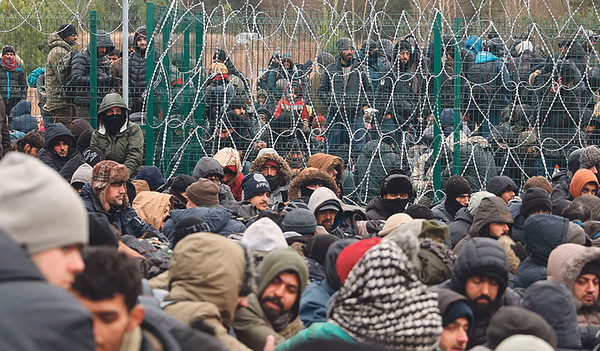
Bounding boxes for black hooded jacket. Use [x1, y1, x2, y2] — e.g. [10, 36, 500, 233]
[129, 26, 147, 112]
[37, 122, 79, 172]
[65, 31, 115, 107]
[0, 230, 95, 349]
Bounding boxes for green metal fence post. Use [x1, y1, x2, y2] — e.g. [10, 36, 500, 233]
[453, 17, 462, 176]
[195, 12, 204, 138]
[145, 3, 155, 166]
[162, 17, 171, 172]
[433, 13, 442, 200]
[90, 11, 98, 128]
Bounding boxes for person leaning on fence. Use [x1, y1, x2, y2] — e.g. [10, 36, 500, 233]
[0, 45, 27, 115]
[65, 30, 117, 121]
[317, 37, 373, 153]
[45, 24, 78, 128]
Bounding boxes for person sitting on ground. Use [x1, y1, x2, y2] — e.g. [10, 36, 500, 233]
[365, 171, 414, 221]
[234, 248, 308, 350]
[37, 122, 80, 174]
[287, 167, 340, 203]
[231, 172, 272, 224]
[570, 168, 599, 198]
[434, 288, 474, 351]
[432, 175, 471, 225]
[249, 148, 293, 206]
[214, 147, 245, 202]
[308, 187, 345, 238]
[193, 156, 237, 207]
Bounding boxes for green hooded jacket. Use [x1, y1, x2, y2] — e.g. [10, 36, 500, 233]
[233, 248, 309, 350]
[90, 93, 144, 177]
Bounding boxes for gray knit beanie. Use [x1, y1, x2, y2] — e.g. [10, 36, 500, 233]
[282, 208, 318, 235]
[580, 146, 600, 170]
[336, 37, 354, 56]
[0, 153, 89, 254]
[565, 222, 586, 245]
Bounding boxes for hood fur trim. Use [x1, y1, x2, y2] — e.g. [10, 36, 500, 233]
[288, 167, 340, 200]
[249, 152, 293, 183]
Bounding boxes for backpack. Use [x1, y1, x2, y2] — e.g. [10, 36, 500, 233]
[121, 234, 171, 278]
[57, 50, 76, 101]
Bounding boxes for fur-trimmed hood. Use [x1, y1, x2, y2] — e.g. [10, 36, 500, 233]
[307, 153, 344, 184]
[547, 243, 600, 310]
[288, 167, 340, 200]
[249, 152, 293, 184]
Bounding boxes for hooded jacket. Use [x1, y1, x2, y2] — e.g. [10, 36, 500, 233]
[288, 167, 340, 201]
[447, 207, 473, 249]
[214, 147, 244, 202]
[233, 248, 308, 350]
[163, 233, 251, 351]
[513, 214, 586, 289]
[90, 93, 144, 177]
[570, 169, 599, 198]
[37, 122, 79, 172]
[163, 205, 245, 241]
[193, 157, 237, 207]
[521, 280, 582, 350]
[487, 175, 518, 198]
[45, 32, 74, 111]
[129, 26, 147, 112]
[132, 191, 173, 231]
[453, 196, 513, 255]
[308, 187, 344, 238]
[9, 100, 36, 133]
[307, 153, 344, 187]
[446, 237, 522, 348]
[299, 238, 357, 327]
[548, 243, 600, 326]
[249, 151, 293, 205]
[0, 230, 95, 350]
[65, 31, 115, 107]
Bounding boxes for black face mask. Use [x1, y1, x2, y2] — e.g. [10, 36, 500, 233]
[265, 174, 281, 191]
[445, 196, 466, 218]
[380, 198, 410, 215]
[103, 113, 126, 136]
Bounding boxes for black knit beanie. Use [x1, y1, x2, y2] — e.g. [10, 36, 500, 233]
[520, 187, 552, 218]
[58, 24, 77, 40]
[445, 175, 471, 217]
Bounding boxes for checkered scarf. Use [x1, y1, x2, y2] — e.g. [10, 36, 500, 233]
[330, 240, 442, 350]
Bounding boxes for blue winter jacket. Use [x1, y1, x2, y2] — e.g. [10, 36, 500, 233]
[162, 205, 245, 242]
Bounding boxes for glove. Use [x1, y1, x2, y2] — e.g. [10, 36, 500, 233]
[511, 241, 529, 262]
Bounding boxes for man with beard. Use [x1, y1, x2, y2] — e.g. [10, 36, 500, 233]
[440, 237, 521, 348]
[308, 187, 345, 238]
[234, 248, 308, 350]
[231, 172, 272, 224]
[365, 172, 413, 221]
[432, 175, 471, 225]
[37, 122, 80, 174]
[249, 149, 293, 206]
[548, 243, 600, 348]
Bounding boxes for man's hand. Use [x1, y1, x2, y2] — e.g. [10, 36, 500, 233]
[263, 335, 275, 351]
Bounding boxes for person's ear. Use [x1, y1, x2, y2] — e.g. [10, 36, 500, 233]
[126, 305, 145, 332]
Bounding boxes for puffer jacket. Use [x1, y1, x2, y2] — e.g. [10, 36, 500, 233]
[0, 230, 95, 350]
[65, 31, 115, 107]
[193, 157, 236, 207]
[431, 201, 453, 225]
[37, 122, 79, 172]
[0, 98, 9, 160]
[90, 93, 144, 177]
[288, 167, 340, 201]
[129, 26, 147, 112]
[299, 238, 356, 327]
[0, 60, 27, 113]
[45, 33, 73, 111]
[163, 233, 252, 351]
[163, 205, 245, 242]
[214, 147, 244, 202]
[548, 243, 600, 326]
[233, 248, 308, 350]
[513, 214, 585, 289]
[249, 152, 293, 206]
[521, 281, 582, 350]
[446, 237, 522, 348]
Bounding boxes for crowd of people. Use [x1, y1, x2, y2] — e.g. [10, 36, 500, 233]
[4, 22, 600, 351]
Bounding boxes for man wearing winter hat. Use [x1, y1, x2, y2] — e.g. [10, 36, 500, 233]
[162, 178, 245, 241]
[234, 248, 308, 350]
[308, 187, 345, 238]
[249, 149, 293, 206]
[447, 191, 495, 249]
[441, 237, 522, 348]
[520, 186, 552, 218]
[0, 152, 95, 349]
[486, 175, 518, 204]
[192, 156, 236, 207]
[435, 288, 474, 351]
[46, 24, 78, 127]
[71, 162, 93, 191]
[317, 37, 373, 153]
[282, 208, 318, 245]
[232, 172, 272, 224]
[432, 175, 471, 225]
[79, 160, 166, 241]
[366, 171, 414, 220]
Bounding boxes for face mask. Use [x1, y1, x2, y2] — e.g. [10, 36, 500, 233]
[380, 198, 409, 215]
[265, 174, 281, 191]
[103, 113, 126, 135]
